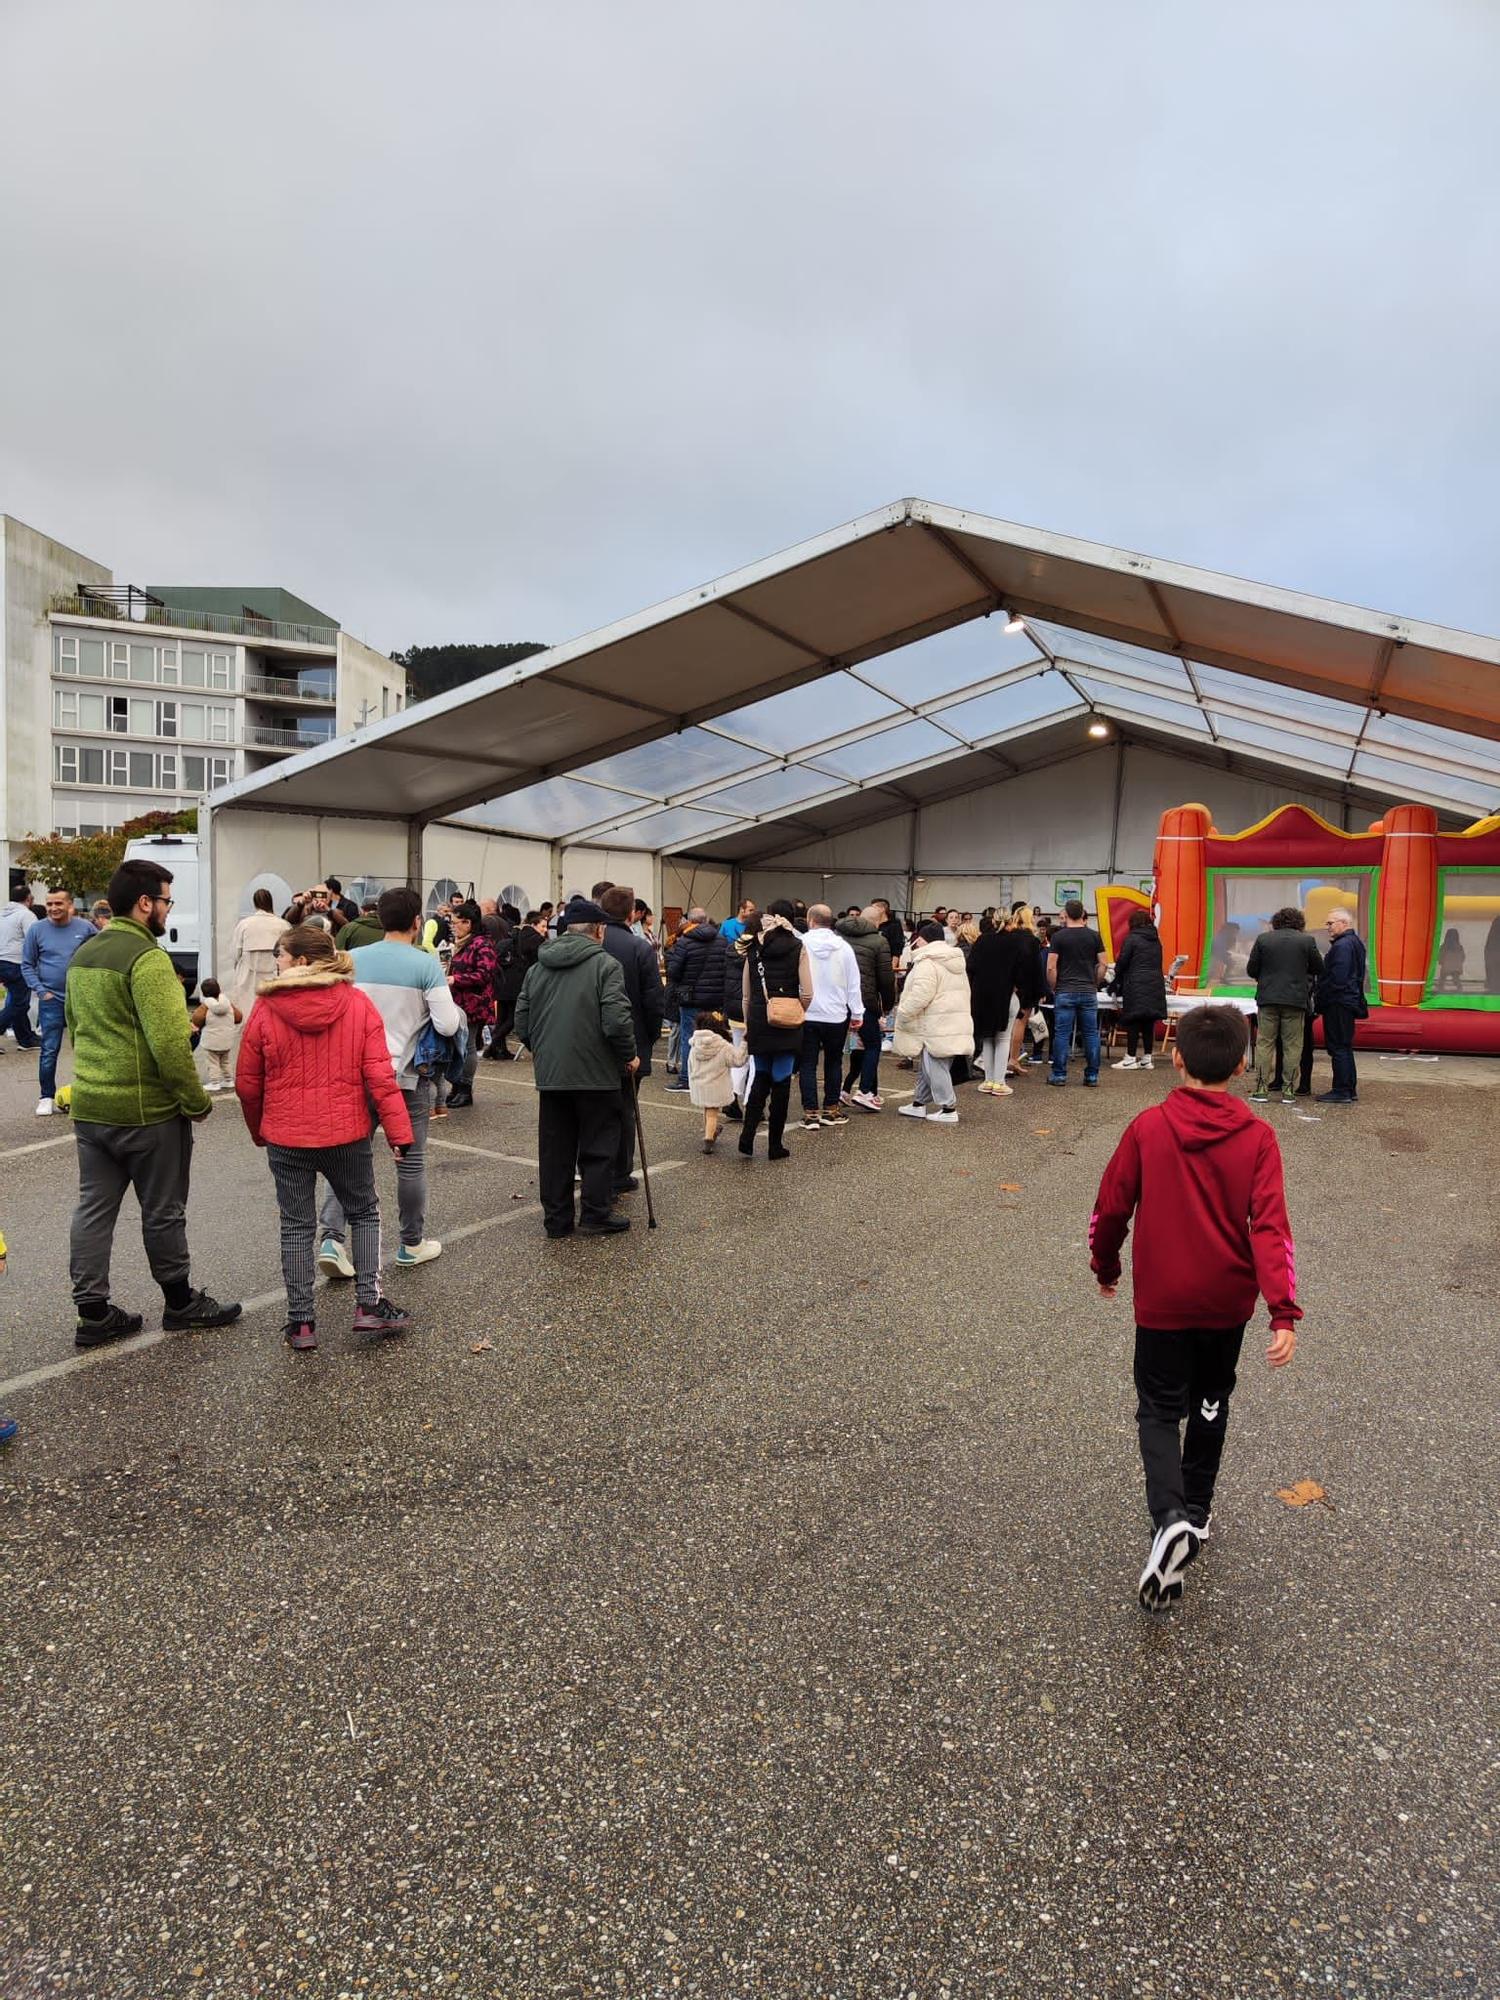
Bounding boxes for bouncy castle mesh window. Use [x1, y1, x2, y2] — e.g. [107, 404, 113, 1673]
[1428, 873, 1500, 1003]
[1204, 872, 1376, 994]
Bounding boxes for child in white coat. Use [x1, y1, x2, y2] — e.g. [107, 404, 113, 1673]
[688, 1011, 737, 1153]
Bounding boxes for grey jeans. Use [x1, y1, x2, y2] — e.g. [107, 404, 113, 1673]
[912, 1049, 956, 1111]
[269, 1139, 381, 1317]
[319, 1075, 433, 1249]
[70, 1116, 194, 1310]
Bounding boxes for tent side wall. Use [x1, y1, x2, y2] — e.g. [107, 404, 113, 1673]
[738, 742, 1381, 916]
[661, 859, 733, 922]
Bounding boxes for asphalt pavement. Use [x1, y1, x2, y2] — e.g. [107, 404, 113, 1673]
[1, 1033, 1495, 1998]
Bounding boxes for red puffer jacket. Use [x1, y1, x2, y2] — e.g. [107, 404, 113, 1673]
[236, 964, 414, 1151]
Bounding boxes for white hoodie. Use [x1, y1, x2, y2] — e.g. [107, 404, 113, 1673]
[801, 925, 864, 1024]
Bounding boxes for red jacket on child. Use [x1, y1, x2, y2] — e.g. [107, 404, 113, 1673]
[1089, 1087, 1300, 1330]
[235, 962, 413, 1151]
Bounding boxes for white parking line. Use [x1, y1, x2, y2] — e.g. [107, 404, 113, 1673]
[0, 1159, 685, 1402]
[0, 1133, 75, 1162]
[427, 1138, 540, 1168]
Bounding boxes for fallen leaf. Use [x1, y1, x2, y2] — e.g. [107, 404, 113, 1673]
[998, 1182, 1023, 1193]
[1276, 1478, 1327, 1507]
[470, 1338, 494, 1354]
[1030, 1128, 1054, 1136]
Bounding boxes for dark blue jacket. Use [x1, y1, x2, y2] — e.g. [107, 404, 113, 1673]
[1316, 929, 1367, 1011]
[602, 919, 665, 1074]
[665, 922, 722, 1009]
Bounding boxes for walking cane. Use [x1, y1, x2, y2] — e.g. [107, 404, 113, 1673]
[632, 1075, 658, 1229]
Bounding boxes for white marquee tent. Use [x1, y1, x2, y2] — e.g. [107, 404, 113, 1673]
[201, 499, 1500, 967]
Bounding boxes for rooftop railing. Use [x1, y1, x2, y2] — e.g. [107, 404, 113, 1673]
[245, 725, 335, 751]
[51, 593, 338, 648]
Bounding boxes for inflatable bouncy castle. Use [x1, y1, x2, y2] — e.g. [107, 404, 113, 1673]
[1095, 803, 1500, 1056]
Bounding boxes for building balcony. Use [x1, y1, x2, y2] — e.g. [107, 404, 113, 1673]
[243, 672, 337, 704]
[244, 725, 335, 753]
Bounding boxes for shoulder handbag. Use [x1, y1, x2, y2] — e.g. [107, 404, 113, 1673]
[759, 954, 805, 1029]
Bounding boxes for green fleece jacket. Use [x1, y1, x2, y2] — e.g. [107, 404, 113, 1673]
[513, 933, 636, 1091]
[64, 916, 211, 1126]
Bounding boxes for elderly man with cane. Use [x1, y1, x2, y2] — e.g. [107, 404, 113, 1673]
[514, 896, 640, 1238]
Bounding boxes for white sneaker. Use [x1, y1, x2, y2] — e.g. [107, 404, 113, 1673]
[396, 1239, 443, 1266]
[1140, 1057, 1154, 1070]
[318, 1236, 356, 1281]
[1112, 1057, 1139, 1070]
[35, 1098, 55, 1117]
[897, 1103, 928, 1120]
[849, 1089, 882, 1112]
[927, 1109, 959, 1125]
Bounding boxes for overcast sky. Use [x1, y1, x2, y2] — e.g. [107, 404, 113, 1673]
[4, 0, 1497, 657]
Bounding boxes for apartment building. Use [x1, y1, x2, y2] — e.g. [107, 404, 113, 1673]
[1, 514, 406, 875]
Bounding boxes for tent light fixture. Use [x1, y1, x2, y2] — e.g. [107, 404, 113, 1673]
[1003, 610, 1026, 635]
[1088, 719, 1111, 739]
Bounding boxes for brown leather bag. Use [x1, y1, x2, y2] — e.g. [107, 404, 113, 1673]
[759, 958, 805, 1029]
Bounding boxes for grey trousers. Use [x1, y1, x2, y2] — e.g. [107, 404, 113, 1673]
[912, 1049, 957, 1111]
[70, 1116, 193, 1310]
[269, 1140, 382, 1317]
[319, 1076, 433, 1249]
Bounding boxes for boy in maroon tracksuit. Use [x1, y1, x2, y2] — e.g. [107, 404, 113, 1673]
[1090, 1005, 1300, 1610]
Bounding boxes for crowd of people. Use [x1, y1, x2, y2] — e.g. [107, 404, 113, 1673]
[0, 869, 1324, 1612]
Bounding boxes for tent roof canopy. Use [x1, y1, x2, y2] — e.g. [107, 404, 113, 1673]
[208, 499, 1500, 850]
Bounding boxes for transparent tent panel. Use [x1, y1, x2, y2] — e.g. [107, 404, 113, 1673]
[1036, 624, 1196, 693]
[710, 764, 846, 815]
[711, 672, 899, 753]
[1364, 711, 1500, 778]
[1350, 752, 1497, 814]
[608, 805, 742, 849]
[859, 618, 1044, 703]
[464, 775, 651, 838]
[1210, 716, 1353, 773]
[810, 717, 964, 782]
[1192, 662, 1368, 731]
[1075, 678, 1211, 735]
[934, 673, 1082, 743]
[581, 726, 762, 796]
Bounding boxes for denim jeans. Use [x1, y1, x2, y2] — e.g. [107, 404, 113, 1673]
[667, 1006, 697, 1084]
[1050, 991, 1100, 1081]
[0, 960, 39, 1046]
[38, 994, 68, 1098]
[320, 1075, 434, 1248]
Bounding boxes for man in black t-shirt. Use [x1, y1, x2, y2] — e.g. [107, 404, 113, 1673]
[1046, 899, 1106, 1087]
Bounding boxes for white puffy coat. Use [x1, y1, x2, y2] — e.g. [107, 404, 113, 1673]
[892, 941, 975, 1059]
[687, 1028, 737, 1108]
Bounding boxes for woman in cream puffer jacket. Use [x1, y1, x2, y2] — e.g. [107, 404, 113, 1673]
[892, 936, 977, 1060]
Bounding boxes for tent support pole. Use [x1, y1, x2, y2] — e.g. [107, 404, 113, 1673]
[549, 841, 565, 908]
[1106, 739, 1126, 881]
[407, 819, 424, 894]
[906, 808, 920, 920]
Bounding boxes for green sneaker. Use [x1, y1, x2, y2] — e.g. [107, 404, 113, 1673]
[1249, 1090, 1270, 1104]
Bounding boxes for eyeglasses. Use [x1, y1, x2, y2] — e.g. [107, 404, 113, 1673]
[155, 895, 175, 910]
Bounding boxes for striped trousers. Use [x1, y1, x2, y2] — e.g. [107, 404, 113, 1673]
[266, 1140, 382, 1320]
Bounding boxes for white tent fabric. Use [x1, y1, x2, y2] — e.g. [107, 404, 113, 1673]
[206, 499, 1500, 854]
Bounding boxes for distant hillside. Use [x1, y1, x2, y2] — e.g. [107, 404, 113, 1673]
[391, 641, 548, 703]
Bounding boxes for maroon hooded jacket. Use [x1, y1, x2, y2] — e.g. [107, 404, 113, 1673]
[1089, 1088, 1300, 1331]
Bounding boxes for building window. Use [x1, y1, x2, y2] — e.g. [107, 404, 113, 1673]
[129, 644, 156, 683]
[81, 747, 105, 785]
[209, 756, 229, 788]
[159, 754, 177, 790]
[108, 696, 130, 732]
[77, 692, 105, 730]
[56, 745, 78, 782]
[208, 705, 232, 743]
[157, 700, 178, 738]
[79, 636, 107, 677]
[209, 651, 232, 690]
[110, 641, 130, 680]
[56, 633, 79, 674]
[159, 644, 179, 684]
[54, 689, 79, 728]
[182, 648, 206, 688]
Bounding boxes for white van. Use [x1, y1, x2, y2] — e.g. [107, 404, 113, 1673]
[122, 831, 201, 993]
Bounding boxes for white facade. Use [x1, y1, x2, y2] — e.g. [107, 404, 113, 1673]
[1, 514, 406, 876]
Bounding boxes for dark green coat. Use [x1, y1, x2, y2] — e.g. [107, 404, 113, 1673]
[514, 933, 637, 1091]
[1245, 927, 1324, 1008]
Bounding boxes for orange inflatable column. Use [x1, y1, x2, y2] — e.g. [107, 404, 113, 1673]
[1377, 803, 1438, 1008]
[1154, 803, 1213, 985]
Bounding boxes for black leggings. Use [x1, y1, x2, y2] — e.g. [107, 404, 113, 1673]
[1125, 1015, 1156, 1057]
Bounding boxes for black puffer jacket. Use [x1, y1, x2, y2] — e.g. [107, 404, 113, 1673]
[835, 915, 896, 1016]
[1113, 924, 1169, 1018]
[967, 928, 1044, 1039]
[743, 930, 811, 1058]
[665, 922, 723, 1009]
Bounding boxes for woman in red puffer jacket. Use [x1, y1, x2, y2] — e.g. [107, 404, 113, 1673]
[236, 924, 414, 1353]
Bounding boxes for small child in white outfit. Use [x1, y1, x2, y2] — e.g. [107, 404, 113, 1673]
[192, 979, 243, 1091]
[688, 1012, 737, 1152]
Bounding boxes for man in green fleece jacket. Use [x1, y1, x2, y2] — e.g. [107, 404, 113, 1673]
[514, 897, 639, 1239]
[63, 858, 241, 1349]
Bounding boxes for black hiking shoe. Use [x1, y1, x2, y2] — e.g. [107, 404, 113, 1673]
[74, 1304, 145, 1349]
[162, 1290, 243, 1331]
